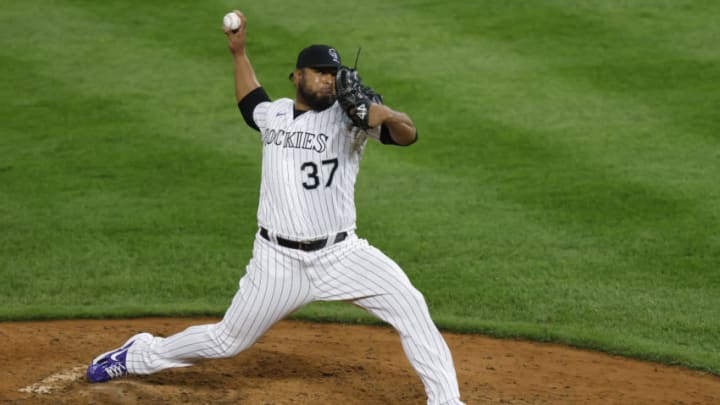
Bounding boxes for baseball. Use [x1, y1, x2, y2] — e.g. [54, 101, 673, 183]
[223, 12, 241, 32]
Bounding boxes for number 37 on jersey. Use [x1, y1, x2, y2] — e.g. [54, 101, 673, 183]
[301, 158, 338, 190]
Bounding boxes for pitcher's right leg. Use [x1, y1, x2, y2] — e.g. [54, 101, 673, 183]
[121, 236, 313, 376]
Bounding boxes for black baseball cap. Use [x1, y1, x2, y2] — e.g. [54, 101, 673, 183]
[288, 44, 342, 79]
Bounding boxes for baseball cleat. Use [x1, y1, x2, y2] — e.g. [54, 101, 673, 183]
[86, 333, 151, 383]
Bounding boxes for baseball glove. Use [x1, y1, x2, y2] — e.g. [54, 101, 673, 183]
[336, 66, 383, 130]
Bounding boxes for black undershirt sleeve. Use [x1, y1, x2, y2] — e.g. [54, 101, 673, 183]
[237, 87, 271, 132]
[379, 124, 418, 146]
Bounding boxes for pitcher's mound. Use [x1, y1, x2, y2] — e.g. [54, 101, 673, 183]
[2, 318, 719, 404]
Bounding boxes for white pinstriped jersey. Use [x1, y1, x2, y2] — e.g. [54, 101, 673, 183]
[253, 99, 378, 240]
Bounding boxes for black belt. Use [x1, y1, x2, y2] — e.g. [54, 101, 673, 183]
[259, 227, 347, 252]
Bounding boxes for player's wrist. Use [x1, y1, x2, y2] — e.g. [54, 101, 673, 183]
[368, 104, 392, 127]
[232, 48, 248, 58]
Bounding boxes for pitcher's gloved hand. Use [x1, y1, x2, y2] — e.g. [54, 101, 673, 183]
[335, 66, 384, 130]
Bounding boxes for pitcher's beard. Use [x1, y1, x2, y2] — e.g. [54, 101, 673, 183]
[299, 78, 336, 111]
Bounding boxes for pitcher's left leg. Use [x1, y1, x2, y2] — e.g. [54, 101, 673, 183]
[317, 239, 464, 405]
[354, 282, 464, 405]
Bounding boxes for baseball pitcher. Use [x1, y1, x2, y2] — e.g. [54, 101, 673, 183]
[87, 10, 465, 405]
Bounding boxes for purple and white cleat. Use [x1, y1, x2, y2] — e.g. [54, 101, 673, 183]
[86, 333, 151, 383]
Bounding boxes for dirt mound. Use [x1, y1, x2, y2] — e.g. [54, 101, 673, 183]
[2, 318, 719, 404]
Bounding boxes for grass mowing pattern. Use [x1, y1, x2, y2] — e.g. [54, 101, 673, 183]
[1, 1, 719, 373]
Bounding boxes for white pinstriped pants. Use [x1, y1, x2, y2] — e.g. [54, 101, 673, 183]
[127, 231, 463, 405]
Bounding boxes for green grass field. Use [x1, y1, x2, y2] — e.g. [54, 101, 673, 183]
[2, 0, 719, 374]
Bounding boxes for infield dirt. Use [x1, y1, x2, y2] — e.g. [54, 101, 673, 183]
[1, 318, 719, 404]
